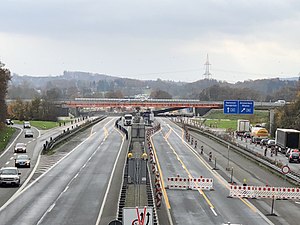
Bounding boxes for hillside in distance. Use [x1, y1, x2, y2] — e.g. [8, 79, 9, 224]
[8, 71, 299, 101]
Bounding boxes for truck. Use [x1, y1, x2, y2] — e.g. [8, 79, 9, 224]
[250, 126, 269, 144]
[123, 114, 133, 126]
[236, 120, 250, 136]
[275, 128, 300, 154]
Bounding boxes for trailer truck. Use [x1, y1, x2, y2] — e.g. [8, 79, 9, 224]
[275, 128, 300, 154]
[236, 120, 250, 136]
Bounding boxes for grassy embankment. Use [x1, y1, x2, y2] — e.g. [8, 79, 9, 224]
[195, 109, 269, 130]
[0, 120, 61, 152]
[0, 126, 16, 152]
[13, 120, 64, 130]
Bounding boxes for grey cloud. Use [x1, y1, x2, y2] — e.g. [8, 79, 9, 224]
[1, 0, 300, 39]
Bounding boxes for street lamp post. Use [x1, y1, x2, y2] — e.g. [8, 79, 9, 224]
[226, 145, 230, 171]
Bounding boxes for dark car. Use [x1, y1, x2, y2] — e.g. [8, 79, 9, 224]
[5, 119, 14, 125]
[24, 130, 34, 138]
[289, 152, 300, 163]
[243, 132, 251, 138]
[15, 154, 31, 168]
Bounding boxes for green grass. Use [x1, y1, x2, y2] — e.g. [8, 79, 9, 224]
[30, 121, 59, 130]
[192, 109, 270, 130]
[202, 119, 237, 130]
[14, 120, 59, 130]
[0, 127, 16, 152]
[204, 109, 269, 124]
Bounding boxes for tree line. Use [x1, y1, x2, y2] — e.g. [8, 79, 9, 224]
[0, 62, 11, 130]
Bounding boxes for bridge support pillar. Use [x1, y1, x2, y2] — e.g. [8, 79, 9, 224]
[269, 109, 275, 137]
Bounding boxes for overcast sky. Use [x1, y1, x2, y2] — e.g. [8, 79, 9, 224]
[0, 0, 300, 82]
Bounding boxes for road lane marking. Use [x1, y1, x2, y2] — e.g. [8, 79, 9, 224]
[95, 127, 125, 225]
[63, 186, 69, 193]
[164, 128, 172, 140]
[163, 134, 216, 213]
[165, 120, 277, 219]
[48, 203, 55, 212]
[211, 207, 218, 216]
[1, 117, 113, 214]
[150, 129, 171, 210]
[5, 162, 10, 165]
[10, 157, 14, 160]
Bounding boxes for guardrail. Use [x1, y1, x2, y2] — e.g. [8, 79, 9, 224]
[42, 116, 107, 154]
[180, 121, 300, 185]
[115, 117, 128, 140]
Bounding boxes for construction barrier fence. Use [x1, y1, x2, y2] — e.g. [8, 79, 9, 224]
[166, 176, 213, 191]
[229, 185, 300, 200]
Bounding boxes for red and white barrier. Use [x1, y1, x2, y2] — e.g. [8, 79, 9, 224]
[167, 176, 213, 190]
[167, 177, 190, 190]
[229, 185, 300, 200]
[229, 185, 256, 199]
[189, 178, 213, 191]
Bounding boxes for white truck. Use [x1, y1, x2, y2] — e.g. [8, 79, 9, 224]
[236, 120, 250, 136]
[123, 114, 133, 126]
[275, 128, 300, 154]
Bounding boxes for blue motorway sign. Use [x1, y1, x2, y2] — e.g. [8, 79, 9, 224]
[239, 100, 254, 114]
[223, 100, 254, 114]
[223, 100, 239, 114]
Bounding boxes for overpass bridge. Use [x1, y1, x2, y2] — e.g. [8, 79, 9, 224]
[62, 98, 284, 110]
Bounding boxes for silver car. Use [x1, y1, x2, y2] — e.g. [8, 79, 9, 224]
[0, 167, 21, 186]
[14, 143, 26, 153]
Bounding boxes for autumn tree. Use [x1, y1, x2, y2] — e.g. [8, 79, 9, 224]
[275, 92, 300, 130]
[0, 62, 11, 129]
[150, 89, 172, 99]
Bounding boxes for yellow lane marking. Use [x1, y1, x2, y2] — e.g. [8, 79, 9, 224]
[166, 122, 257, 213]
[164, 133, 215, 209]
[164, 128, 172, 140]
[150, 129, 171, 210]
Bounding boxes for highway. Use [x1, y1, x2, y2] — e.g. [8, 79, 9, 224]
[0, 120, 88, 206]
[152, 118, 300, 225]
[1, 116, 300, 225]
[0, 118, 126, 225]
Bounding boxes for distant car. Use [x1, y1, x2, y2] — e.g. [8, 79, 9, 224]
[260, 138, 269, 146]
[23, 121, 31, 129]
[0, 167, 21, 186]
[24, 130, 34, 138]
[289, 152, 300, 163]
[5, 119, 14, 125]
[275, 100, 286, 105]
[286, 149, 299, 157]
[14, 143, 26, 153]
[15, 154, 31, 168]
[267, 140, 275, 148]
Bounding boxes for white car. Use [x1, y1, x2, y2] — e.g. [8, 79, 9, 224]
[0, 167, 21, 186]
[14, 143, 27, 153]
[23, 121, 31, 128]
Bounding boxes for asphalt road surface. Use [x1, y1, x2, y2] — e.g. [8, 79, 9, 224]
[0, 118, 125, 225]
[151, 118, 300, 225]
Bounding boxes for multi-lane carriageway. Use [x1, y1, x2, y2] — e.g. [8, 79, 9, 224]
[0, 117, 300, 225]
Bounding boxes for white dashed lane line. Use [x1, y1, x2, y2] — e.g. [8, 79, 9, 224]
[10, 157, 14, 160]
[5, 162, 10, 165]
